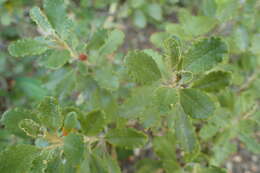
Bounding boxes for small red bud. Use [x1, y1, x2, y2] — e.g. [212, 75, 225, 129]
[79, 53, 88, 61]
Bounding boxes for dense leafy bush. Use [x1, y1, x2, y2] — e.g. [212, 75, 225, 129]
[0, 0, 259, 173]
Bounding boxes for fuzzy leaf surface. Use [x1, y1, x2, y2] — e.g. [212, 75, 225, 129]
[8, 38, 49, 57]
[30, 7, 54, 34]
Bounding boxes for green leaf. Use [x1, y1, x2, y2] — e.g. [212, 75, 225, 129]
[106, 128, 147, 149]
[99, 29, 125, 56]
[88, 153, 109, 173]
[1, 108, 39, 137]
[86, 148, 121, 173]
[0, 144, 40, 173]
[87, 29, 108, 50]
[64, 112, 78, 130]
[143, 49, 169, 79]
[45, 149, 66, 172]
[152, 87, 178, 114]
[125, 50, 162, 85]
[163, 160, 183, 173]
[119, 86, 155, 118]
[103, 153, 122, 173]
[163, 36, 182, 69]
[130, 0, 145, 8]
[189, 164, 227, 173]
[183, 37, 228, 73]
[202, 0, 217, 17]
[80, 110, 106, 136]
[150, 32, 170, 48]
[16, 77, 48, 100]
[179, 11, 217, 37]
[232, 27, 249, 52]
[250, 34, 260, 55]
[39, 49, 71, 69]
[133, 10, 147, 28]
[95, 66, 119, 91]
[203, 166, 227, 173]
[30, 149, 55, 173]
[19, 119, 42, 138]
[192, 71, 231, 92]
[136, 159, 162, 173]
[8, 38, 49, 57]
[199, 123, 219, 140]
[30, 7, 54, 34]
[180, 89, 215, 119]
[174, 105, 200, 154]
[239, 133, 260, 154]
[211, 143, 236, 166]
[37, 96, 62, 130]
[146, 3, 162, 21]
[153, 132, 177, 161]
[63, 133, 84, 166]
[43, 0, 72, 39]
[217, 89, 235, 110]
